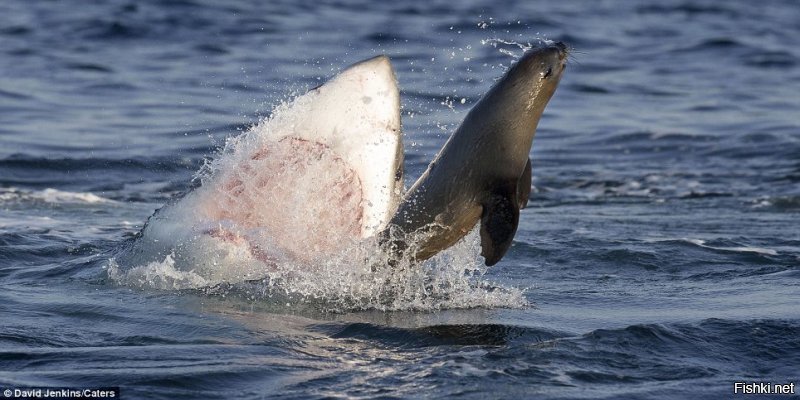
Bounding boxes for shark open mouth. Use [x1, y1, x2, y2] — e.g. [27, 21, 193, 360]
[201, 137, 364, 264]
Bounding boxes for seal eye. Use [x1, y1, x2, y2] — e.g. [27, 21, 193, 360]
[543, 67, 553, 79]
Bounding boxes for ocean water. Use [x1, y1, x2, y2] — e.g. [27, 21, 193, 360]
[1, 0, 799, 399]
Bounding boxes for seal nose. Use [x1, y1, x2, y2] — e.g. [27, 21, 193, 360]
[552, 41, 568, 62]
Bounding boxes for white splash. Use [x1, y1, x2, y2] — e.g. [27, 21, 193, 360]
[106, 254, 210, 290]
[481, 38, 553, 59]
[110, 228, 525, 312]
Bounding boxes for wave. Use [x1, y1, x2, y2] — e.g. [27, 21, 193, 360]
[0, 154, 203, 172]
[0, 154, 204, 202]
[637, 4, 740, 17]
[0, 187, 115, 205]
[645, 237, 780, 256]
[312, 322, 569, 347]
[393, 318, 800, 394]
[751, 195, 800, 212]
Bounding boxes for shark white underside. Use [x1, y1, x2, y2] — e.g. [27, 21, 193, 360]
[118, 56, 403, 282]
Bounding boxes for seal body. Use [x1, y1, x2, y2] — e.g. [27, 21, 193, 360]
[384, 42, 567, 266]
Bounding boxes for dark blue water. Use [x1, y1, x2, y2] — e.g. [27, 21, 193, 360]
[2, 0, 799, 398]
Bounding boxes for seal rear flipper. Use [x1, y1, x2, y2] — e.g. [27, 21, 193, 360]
[479, 186, 520, 266]
[517, 158, 532, 209]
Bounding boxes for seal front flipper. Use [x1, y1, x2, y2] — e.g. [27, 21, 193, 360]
[517, 158, 532, 209]
[479, 183, 520, 266]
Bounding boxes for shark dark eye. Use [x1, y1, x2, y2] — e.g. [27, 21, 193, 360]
[543, 67, 553, 79]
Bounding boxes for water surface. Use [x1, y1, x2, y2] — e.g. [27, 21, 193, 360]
[1, 0, 799, 398]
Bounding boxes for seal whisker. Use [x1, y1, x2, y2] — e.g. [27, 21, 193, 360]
[566, 52, 584, 67]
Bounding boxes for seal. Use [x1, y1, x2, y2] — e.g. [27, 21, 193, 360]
[382, 42, 567, 266]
